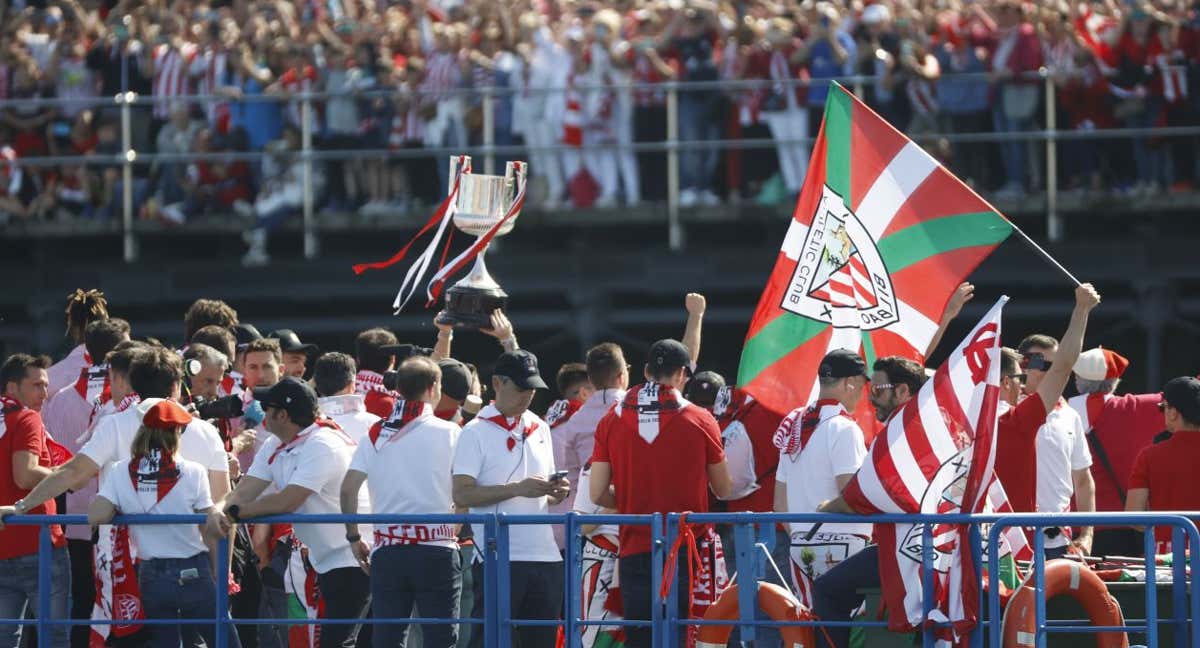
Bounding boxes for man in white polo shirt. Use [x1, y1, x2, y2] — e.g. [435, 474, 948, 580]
[207, 378, 368, 648]
[341, 355, 462, 648]
[314, 352, 380, 443]
[453, 350, 569, 648]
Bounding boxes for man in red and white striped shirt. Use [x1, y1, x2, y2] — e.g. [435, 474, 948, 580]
[150, 17, 199, 122]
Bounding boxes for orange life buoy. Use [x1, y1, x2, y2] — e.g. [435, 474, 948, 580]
[1001, 559, 1128, 648]
[694, 581, 816, 648]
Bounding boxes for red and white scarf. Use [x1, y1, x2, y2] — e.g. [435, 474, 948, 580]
[614, 383, 691, 444]
[479, 404, 538, 451]
[220, 371, 245, 397]
[355, 370, 396, 396]
[0, 395, 20, 441]
[91, 525, 145, 645]
[74, 365, 109, 403]
[712, 386, 754, 431]
[773, 398, 848, 456]
[127, 448, 182, 507]
[545, 398, 583, 429]
[369, 400, 432, 447]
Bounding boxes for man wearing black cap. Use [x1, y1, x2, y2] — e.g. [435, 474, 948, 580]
[268, 329, 318, 379]
[683, 370, 725, 409]
[435, 358, 474, 423]
[773, 348, 872, 607]
[452, 350, 568, 648]
[590, 339, 732, 648]
[1127, 376, 1200, 553]
[207, 377, 370, 648]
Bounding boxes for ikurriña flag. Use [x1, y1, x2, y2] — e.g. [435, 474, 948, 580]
[736, 82, 1013, 419]
[840, 296, 1022, 645]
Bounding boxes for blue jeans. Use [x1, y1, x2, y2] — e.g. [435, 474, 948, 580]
[138, 552, 241, 648]
[371, 544, 462, 648]
[991, 106, 1033, 190]
[812, 544, 879, 648]
[0, 547, 70, 648]
[678, 93, 721, 191]
[93, 178, 152, 221]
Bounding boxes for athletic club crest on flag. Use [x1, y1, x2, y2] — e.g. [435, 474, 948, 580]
[738, 82, 1014, 419]
[783, 183, 898, 330]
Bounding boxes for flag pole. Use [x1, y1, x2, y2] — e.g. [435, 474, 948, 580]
[1006, 223, 1082, 287]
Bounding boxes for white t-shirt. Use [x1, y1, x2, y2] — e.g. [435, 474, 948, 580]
[453, 404, 562, 563]
[572, 464, 618, 541]
[98, 456, 213, 560]
[775, 400, 871, 538]
[247, 423, 360, 574]
[80, 400, 229, 485]
[319, 394, 380, 444]
[1036, 404, 1092, 514]
[349, 407, 460, 550]
[718, 420, 759, 501]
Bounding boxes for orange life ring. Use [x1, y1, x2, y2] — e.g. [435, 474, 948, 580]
[1001, 559, 1128, 648]
[694, 581, 816, 648]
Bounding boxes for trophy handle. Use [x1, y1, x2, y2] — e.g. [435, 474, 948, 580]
[450, 155, 473, 193]
[504, 161, 528, 206]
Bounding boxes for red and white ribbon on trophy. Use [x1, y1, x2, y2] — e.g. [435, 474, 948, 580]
[351, 155, 470, 313]
[351, 158, 528, 313]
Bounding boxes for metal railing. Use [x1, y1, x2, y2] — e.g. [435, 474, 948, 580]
[2, 70, 1195, 259]
[2, 510, 1198, 648]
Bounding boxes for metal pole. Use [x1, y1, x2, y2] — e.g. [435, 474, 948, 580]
[564, 512, 580, 648]
[301, 94, 317, 259]
[215, 536, 230, 648]
[666, 84, 682, 251]
[496, 516, 513, 648]
[483, 86, 495, 176]
[1044, 73, 1061, 243]
[651, 514, 665, 648]
[921, 524, 935, 648]
[1144, 529, 1159, 647]
[36, 524, 50, 648]
[734, 520, 757, 643]
[120, 92, 136, 263]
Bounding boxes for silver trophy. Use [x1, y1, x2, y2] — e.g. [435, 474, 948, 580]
[435, 156, 527, 329]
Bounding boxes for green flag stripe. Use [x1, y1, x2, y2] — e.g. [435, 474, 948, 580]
[860, 331, 878, 371]
[823, 86, 853, 203]
[876, 211, 1013, 274]
[738, 312, 827, 385]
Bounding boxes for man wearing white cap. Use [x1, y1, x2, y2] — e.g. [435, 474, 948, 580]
[1068, 347, 1164, 556]
[1017, 334, 1095, 557]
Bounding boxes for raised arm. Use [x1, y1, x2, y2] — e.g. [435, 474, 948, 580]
[682, 293, 706, 366]
[1034, 284, 1101, 413]
[924, 282, 974, 359]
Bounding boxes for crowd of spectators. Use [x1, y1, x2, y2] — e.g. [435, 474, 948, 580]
[1, 0, 1199, 227]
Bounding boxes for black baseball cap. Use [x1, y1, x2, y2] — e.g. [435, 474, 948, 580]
[648, 339, 695, 375]
[268, 329, 318, 354]
[684, 370, 726, 407]
[493, 350, 548, 390]
[233, 323, 263, 349]
[252, 377, 319, 420]
[818, 349, 869, 379]
[438, 359, 472, 402]
[1163, 376, 1200, 424]
[381, 343, 433, 361]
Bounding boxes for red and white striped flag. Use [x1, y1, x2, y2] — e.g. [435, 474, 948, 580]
[841, 296, 1018, 645]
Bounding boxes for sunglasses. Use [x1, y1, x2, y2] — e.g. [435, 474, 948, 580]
[871, 383, 894, 394]
[1022, 354, 1053, 372]
[1004, 373, 1028, 385]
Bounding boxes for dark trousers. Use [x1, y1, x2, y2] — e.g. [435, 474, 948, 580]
[371, 545, 462, 648]
[316, 567, 371, 648]
[469, 560, 562, 648]
[67, 540, 94, 648]
[138, 552, 242, 648]
[618, 552, 689, 648]
[812, 545, 879, 648]
[633, 105, 668, 201]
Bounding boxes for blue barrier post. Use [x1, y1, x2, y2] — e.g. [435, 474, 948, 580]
[564, 511, 580, 648]
[215, 535, 230, 648]
[36, 524, 50, 648]
[651, 513, 664, 648]
[988, 523, 1002, 648]
[1172, 526, 1187, 647]
[1144, 528, 1159, 647]
[921, 523, 935, 648]
[664, 513, 679, 648]
[1032, 527, 1046, 648]
[496, 515, 513, 648]
[969, 524, 984, 648]
[483, 514, 500, 648]
[734, 519, 756, 643]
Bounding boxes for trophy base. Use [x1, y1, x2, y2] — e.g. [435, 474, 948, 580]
[437, 284, 509, 330]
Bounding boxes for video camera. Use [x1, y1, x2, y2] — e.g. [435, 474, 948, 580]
[192, 394, 245, 420]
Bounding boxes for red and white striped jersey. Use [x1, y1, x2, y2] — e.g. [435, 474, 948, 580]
[420, 51, 462, 105]
[153, 42, 199, 120]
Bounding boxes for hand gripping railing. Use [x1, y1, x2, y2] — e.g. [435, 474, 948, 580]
[2, 511, 1197, 648]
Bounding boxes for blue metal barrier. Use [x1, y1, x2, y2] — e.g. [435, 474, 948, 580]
[2, 511, 1197, 648]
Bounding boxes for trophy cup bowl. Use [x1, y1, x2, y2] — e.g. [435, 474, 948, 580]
[436, 157, 527, 330]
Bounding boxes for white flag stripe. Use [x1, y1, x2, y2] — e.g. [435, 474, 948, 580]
[884, 425, 937, 508]
[890, 298, 941, 356]
[781, 219, 809, 261]
[854, 451, 896, 511]
[857, 142, 940, 240]
[915, 389, 964, 469]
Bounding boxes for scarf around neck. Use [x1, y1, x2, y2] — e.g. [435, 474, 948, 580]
[128, 448, 182, 506]
[75, 365, 110, 403]
[545, 398, 583, 429]
[479, 404, 537, 451]
[615, 382, 691, 444]
[773, 398, 847, 456]
[369, 399, 432, 447]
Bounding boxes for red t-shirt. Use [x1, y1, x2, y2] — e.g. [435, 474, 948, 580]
[1080, 393, 1163, 512]
[1129, 432, 1200, 548]
[591, 398, 726, 557]
[363, 390, 396, 420]
[724, 402, 783, 513]
[0, 405, 66, 560]
[993, 396, 1048, 514]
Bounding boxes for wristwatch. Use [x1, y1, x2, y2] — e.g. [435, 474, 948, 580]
[346, 532, 362, 543]
[225, 504, 241, 522]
